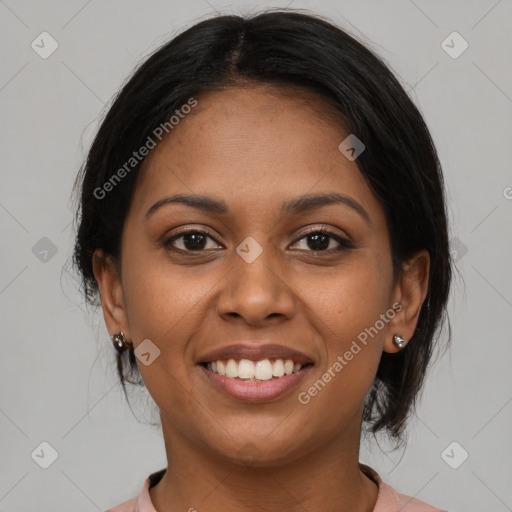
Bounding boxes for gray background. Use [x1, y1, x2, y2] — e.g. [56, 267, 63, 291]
[1, 0, 511, 510]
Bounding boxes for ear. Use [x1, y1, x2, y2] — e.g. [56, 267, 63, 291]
[383, 249, 430, 354]
[92, 249, 131, 341]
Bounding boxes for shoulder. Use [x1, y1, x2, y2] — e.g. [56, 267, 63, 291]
[104, 468, 165, 512]
[385, 481, 448, 512]
[104, 496, 138, 512]
[360, 464, 448, 512]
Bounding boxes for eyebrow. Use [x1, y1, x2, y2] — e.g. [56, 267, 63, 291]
[145, 192, 371, 225]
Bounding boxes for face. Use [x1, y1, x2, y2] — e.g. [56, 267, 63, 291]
[94, 85, 429, 466]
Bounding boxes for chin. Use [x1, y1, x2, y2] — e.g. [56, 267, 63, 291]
[203, 433, 311, 469]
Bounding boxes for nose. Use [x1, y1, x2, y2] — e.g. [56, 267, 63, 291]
[215, 246, 296, 327]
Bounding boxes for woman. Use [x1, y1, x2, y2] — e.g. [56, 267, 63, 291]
[73, 9, 452, 512]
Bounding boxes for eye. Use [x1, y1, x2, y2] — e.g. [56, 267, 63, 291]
[164, 229, 222, 252]
[291, 228, 354, 253]
[164, 227, 353, 254]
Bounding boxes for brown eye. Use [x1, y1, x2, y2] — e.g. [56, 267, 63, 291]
[292, 229, 354, 253]
[165, 230, 222, 252]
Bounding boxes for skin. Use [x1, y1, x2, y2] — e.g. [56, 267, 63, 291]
[93, 84, 429, 512]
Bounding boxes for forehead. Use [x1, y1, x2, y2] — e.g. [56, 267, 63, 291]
[130, 85, 383, 224]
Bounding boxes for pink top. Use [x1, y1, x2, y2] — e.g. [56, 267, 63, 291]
[105, 464, 447, 512]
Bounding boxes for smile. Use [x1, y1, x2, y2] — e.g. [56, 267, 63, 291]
[199, 358, 314, 402]
[204, 358, 310, 381]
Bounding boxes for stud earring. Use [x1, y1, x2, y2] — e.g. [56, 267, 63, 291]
[393, 335, 406, 349]
[112, 332, 131, 353]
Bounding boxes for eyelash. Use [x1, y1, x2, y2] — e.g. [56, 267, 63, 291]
[164, 226, 354, 254]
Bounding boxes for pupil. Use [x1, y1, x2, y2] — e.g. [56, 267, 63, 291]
[184, 233, 206, 250]
[308, 233, 329, 250]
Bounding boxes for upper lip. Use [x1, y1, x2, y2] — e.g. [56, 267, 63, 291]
[197, 344, 314, 365]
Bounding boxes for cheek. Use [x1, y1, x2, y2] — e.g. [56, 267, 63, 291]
[119, 240, 224, 387]
[121, 237, 212, 342]
[120, 265, 203, 416]
[297, 253, 392, 410]
[309, 251, 393, 343]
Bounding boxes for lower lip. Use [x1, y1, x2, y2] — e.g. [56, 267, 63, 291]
[199, 365, 313, 402]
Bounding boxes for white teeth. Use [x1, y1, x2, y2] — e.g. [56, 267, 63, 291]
[272, 359, 285, 377]
[206, 358, 307, 381]
[225, 358, 238, 378]
[238, 359, 255, 379]
[254, 359, 273, 380]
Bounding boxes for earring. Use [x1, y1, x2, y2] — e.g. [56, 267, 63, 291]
[112, 332, 131, 353]
[393, 335, 406, 349]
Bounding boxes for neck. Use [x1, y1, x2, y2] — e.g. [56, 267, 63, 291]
[149, 418, 379, 512]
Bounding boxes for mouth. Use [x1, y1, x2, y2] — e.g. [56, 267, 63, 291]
[199, 358, 314, 382]
[198, 361, 314, 402]
[196, 344, 315, 402]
